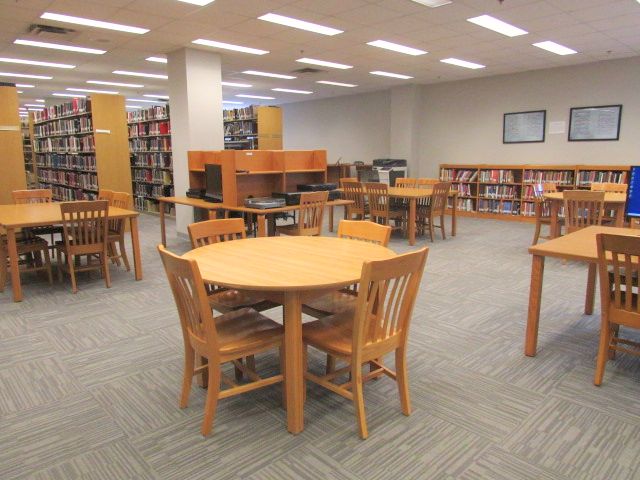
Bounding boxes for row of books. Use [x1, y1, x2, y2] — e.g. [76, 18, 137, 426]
[521, 202, 553, 217]
[34, 136, 95, 153]
[38, 170, 98, 191]
[133, 197, 175, 215]
[224, 138, 258, 150]
[223, 105, 258, 121]
[224, 121, 256, 135]
[127, 105, 169, 123]
[35, 153, 97, 171]
[480, 185, 519, 199]
[478, 199, 521, 215]
[479, 169, 516, 183]
[129, 137, 171, 152]
[455, 198, 475, 212]
[131, 152, 172, 169]
[132, 168, 173, 185]
[451, 184, 473, 196]
[523, 170, 574, 184]
[34, 117, 92, 138]
[39, 183, 97, 201]
[577, 170, 627, 186]
[134, 183, 173, 199]
[128, 121, 170, 137]
[33, 98, 88, 123]
[440, 169, 478, 182]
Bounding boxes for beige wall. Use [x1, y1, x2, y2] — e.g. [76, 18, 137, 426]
[418, 56, 640, 177]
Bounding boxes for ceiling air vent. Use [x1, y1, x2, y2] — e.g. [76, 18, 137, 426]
[290, 67, 326, 74]
[28, 23, 77, 36]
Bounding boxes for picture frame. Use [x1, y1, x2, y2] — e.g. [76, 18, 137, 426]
[503, 110, 546, 144]
[568, 104, 622, 141]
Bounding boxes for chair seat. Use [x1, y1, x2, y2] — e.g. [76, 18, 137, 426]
[208, 289, 276, 313]
[2, 235, 49, 252]
[30, 225, 63, 236]
[302, 311, 353, 356]
[216, 307, 283, 357]
[275, 224, 302, 235]
[302, 290, 357, 317]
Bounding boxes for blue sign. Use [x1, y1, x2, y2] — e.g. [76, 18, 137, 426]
[626, 166, 640, 217]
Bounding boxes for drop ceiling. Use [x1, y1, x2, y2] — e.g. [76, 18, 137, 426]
[1, 0, 640, 108]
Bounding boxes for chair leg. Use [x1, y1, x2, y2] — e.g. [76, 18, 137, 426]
[428, 218, 435, 242]
[326, 354, 336, 374]
[440, 214, 446, 240]
[180, 346, 195, 408]
[302, 345, 307, 404]
[395, 348, 411, 416]
[279, 346, 287, 410]
[119, 237, 130, 271]
[352, 364, 368, 439]
[201, 366, 221, 437]
[57, 249, 64, 283]
[67, 254, 78, 293]
[0, 248, 7, 292]
[234, 358, 244, 381]
[102, 252, 111, 289]
[594, 317, 611, 386]
[532, 219, 542, 245]
[608, 324, 620, 360]
[108, 242, 120, 267]
[43, 247, 53, 285]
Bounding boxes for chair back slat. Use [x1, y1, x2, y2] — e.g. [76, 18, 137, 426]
[297, 191, 328, 236]
[12, 189, 52, 204]
[337, 220, 391, 246]
[339, 177, 358, 188]
[352, 248, 428, 355]
[563, 190, 604, 233]
[365, 183, 390, 221]
[343, 181, 366, 217]
[395, 178, 417, 188]
[188, 218, 246, 248]
[597, 234, 640, 316]
[60, 201, 109, 255]
[98, 189, 115, 203]
[429, 182, 451, 215]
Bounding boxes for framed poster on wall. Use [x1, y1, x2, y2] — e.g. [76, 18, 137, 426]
[503, 110, 546, 144]
[568, 104, 622, 141]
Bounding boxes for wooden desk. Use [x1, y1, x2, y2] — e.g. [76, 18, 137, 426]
[525, 226, 640, 356]
[543, 192, 626, 238]
[183, 236, 395, 434]
[158, 196, 352, 246]
[0, 203, 142, 302]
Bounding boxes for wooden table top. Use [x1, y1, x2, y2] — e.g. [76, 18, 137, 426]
[528, 226, 640, 262]
[160, 196, 352, 215]
[544, 192, 626, 203]
[0, 203, 139, 229]
[183, 236, 395, 291]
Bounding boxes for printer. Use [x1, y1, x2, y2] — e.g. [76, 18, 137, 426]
[372, 159, 408, 186]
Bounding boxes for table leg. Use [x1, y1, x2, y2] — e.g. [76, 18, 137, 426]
[267, 215, 276, 236]
[550, 200, 560, 239]
[525, 254, 545, 356]
[7, 227, 22, 302]
[585, 262, 597, 315]
[452, 194, 457, 236]
[284, 291, 304, 434]
[329, 206, 334, 233]
[408, 198, 416, 246]
[129, 217, 143, 280]
[159, 202, 166, 247]
[257, 215, 267, 237]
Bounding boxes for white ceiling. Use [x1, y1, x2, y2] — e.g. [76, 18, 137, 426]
[2, 0, 640, 108]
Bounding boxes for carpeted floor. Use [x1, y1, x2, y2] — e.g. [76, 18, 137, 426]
[1, 211, 640, 479]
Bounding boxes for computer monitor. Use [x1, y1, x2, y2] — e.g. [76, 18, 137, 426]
[626, 166, 640, 217]
[204, 164, 223, 203]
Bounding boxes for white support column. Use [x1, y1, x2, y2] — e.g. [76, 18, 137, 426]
[389, 85, 421, 177]
[168, 48, 224, 235]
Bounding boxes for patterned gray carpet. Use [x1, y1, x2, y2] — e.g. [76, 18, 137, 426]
[2, 211, 640, 480]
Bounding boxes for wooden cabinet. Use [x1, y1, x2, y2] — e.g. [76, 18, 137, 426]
[0, 86, 27, 204]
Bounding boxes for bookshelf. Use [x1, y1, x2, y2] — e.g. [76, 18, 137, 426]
[188, 150, 327, 206]
[127, 105, 174, 216]
[439, 163, 629, 222]
[21, 114, 36, 188]
[0, 85, 27, 203]
[33, 94, 132, 201]
[223, 105, 282, 150]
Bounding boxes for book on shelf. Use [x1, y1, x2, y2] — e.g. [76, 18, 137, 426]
[33, 98, 88, 122]
[223, 105, 258, 121]
[34, 117, 92, 137]
[576, 170, 627, 186]
[523, 169, 574, 185]
[128, 120, 170, 137]
[479, 169, 515, 183]
[129, 137, 171, 152]
[127, 105, 169, 123]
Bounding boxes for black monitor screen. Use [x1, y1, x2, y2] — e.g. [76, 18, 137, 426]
[205, 164, 223, 198]
[626, 166, 640, 217]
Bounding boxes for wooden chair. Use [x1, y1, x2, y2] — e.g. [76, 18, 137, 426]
[590, 182, 606, 192]
[416, 178, 439, 187]
[339, 177, 358, 187]
[532, 183, 561, 245]
[158, 245, 283, 436]
[594, 234, 640, 385]
[342, 180, 368, 220]
[563, 190, 604, 234]
[187, 218, 278, 314]
[0, 235, 53, 292]
[365, 183, 405, 230]
[416, 182, 451, 241]
[303, 247, 429, 439]
[98, 189, 114, 203]
[56, 200, 111, 293]
[395, 178, 417, 188]
[106, 191, 131, 271]
[12, 189, 63, 246]
[276, 190, 328, 237]
[604, 183, 628, 193]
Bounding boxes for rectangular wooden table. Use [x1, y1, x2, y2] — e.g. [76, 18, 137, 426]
[0, 203, 142, 302]
[157, 196, 352, 247]
[525, 225, 640, 356]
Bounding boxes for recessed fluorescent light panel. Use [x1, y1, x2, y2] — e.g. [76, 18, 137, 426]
[113, 70, 168, 79]
[67, 88, 118, 95]
[146, 56, 167, 63]
[440, 57, 486, 69]
[411, 0, 452, 6]
[28, 108, 45, 111]
[316, 80, 357, 88]
[0, 57, 75, 69]
[221, 82, 252, 88]
[40, 12, 149, 34]
[296, 58, 352, 69]
[467, 15, 528, 37]
[192, 39, 268, 55]
[14, 39, 106, 55]
[272, 88, 312, 94]
[223, 100, 244, 104]
[242, 70, 296, 79]
[87, 80, 144, 88]
[258, 13, 343, 36]
[36, 99, 45, 102]
[236, 94, 275, 100]
[17, 90, 23, 93]
[143, 94, 170, 99]
[370, 70, 413, 79]
[126, 105, 142, 108]
[52, 93, 87, 98]
[367, 40, 427, 56]
[0, 72, 52, 79]
[532, 41, 577, 55]
[177, 0, 216, 5]
[24, 103, 43, 107]
[16, 84, 35, 88]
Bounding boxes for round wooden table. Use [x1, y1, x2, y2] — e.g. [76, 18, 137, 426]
[183, 236, 395, 434]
